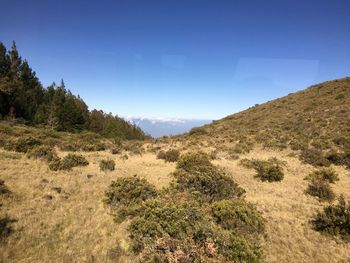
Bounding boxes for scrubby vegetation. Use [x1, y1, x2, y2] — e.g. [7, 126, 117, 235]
[182, 78, 350, 163]
[239, 158, 284, 182]
[49, 153, 89, 171]
[304, 168, 339, 184]
[0, 179, 11, 196]
[99, 159, 116, 171]
[305, 178, 335, 202]
[312, 195, 350, 239]
[104, 152, 264, 262]
[26, 145, 57, 161]
[156, 149, 180, 162]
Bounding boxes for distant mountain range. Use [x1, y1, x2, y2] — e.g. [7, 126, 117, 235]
[127, 117, 212, 138]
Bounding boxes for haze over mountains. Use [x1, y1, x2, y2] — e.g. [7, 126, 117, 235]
[127, 117, 211, 137]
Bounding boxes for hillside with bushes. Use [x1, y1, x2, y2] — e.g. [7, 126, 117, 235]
[0, 41, 146, 140]
[184, 77, 350, 154]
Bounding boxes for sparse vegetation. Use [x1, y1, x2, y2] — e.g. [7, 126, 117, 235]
[26, 145, 58, 161]
[49, 153, 89, 171]
[306, 178, 335, 202]
[156, 149, 180, 162]
[305, 168, 339, 184]
[0, 179, 11, 196]
[239, 158, 284, 182]
[312, 195, 350, 239]
[99, 159, 116, 171]
[300, 148, 331, 167]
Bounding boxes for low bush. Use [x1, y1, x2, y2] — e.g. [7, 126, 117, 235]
[104, 176, 157, 207]
[4, 136, 42, 153]
[100, 159, 116, 171]
[211, 200, 264, 235]
[26, 145, 58, 161]
[174, 153, 245, 202]
[327, 150, 350, 170]
[312, 195, 350, 239]
[255, 161, 284, 182]
[300, 148, 331, 167]
[0, 151, 21, 160]
[0, 216, 16, 242]
[306, 178, 335, 202]
[304, 168, 339, 184]
[49, 153, 89, 171]
[0, 180, 11, 196]
[156, 149, 180, 162]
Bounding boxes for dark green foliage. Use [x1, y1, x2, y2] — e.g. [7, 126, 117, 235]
[216, 234, 261, 263]
[156, 149, 180, 162]
[240, 158, 284, 182]
[211, 200, 264, 235]
[306, 178, 335, 202]
[4, 136, 42, 153]
[300, 148, 331, 167]
[104, 176, 157, 207]
[0, 179, 11, 195]
[128, 199, 210, 252]
[26, 145, 57, 161]
[49, 153, 89, 171]
[174, 152, 245, 202]
[254, 161, 284, 182]
[327, 150, 350, 170]
[0, 216, 16, 242]
[312, 195, 350, 239]
[99, 159, 116, 171]
[0, 41, 147, 140]
[305, 168, 339, 184]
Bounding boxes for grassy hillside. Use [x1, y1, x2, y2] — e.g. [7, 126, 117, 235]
[184, 77, 350, 153]
[1, 78, 350, 262]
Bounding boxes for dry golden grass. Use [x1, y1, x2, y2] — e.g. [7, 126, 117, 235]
[1, 144, 350, 262]
[214, 147, 350, 263]
[0, 150, 174, 262]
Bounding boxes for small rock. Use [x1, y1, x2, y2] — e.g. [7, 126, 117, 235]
[87, 174, 94, 179]
[43, 194, 53, 201]
[52, 187, 62, 194]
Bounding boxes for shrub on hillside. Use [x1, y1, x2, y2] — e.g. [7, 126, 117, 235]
[104, 176, 157, 207]
[211, 199, 264, 235]
[306, 178, 335, 202]
[327, 150, 350, 170]
[304, 168, 339, 184]
[300, 148, 331, 167]
[240, 158, 285, 182]
[174, 152, 245, 201]
[156, 149, 180, 162]
[26, 145, 58, 161]
[4, 137, 42, 153]
[0, 180, 11, 196]
[312, 195, 350, 239]
[49, 153, 89, 171]
[100, 159, 116, 171]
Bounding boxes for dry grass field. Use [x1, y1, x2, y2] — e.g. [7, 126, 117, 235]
[1, 144, 349, 262]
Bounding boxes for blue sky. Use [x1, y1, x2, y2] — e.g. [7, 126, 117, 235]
[1, 0, 349, 120]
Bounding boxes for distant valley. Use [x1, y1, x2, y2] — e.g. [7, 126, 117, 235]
[127, 117, 212, 137]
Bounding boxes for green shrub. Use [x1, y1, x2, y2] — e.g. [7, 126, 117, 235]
[26, 145, 58, 161]
[216, 233, 261, 263]
[176, 151, 212, 173]
[156, 149, 180, 162]
[49, 153, 89, 171]
[104, 176, 157, 207]
[254, 161, 284, 182]
[0, 216, 16, 242]
[174, 155, 245, 202]
[327, 151, 350, 170]
[305, 168, 339, 184]
[300, 148, 331, 167]
[306, 178, 335, 202]
[211, 200, 264, 235]
[100, 159, 116, 171]
[4, 136, 42, 153]
[128, 199, 210, 252]
[312, 195, 350, 239]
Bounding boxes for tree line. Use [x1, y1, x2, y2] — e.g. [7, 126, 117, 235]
[0, 41, 147, 140]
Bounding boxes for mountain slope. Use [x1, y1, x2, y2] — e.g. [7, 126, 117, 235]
[183, 77, 350, 152]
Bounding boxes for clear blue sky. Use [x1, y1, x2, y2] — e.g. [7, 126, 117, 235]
[1, 0, 349, 120]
